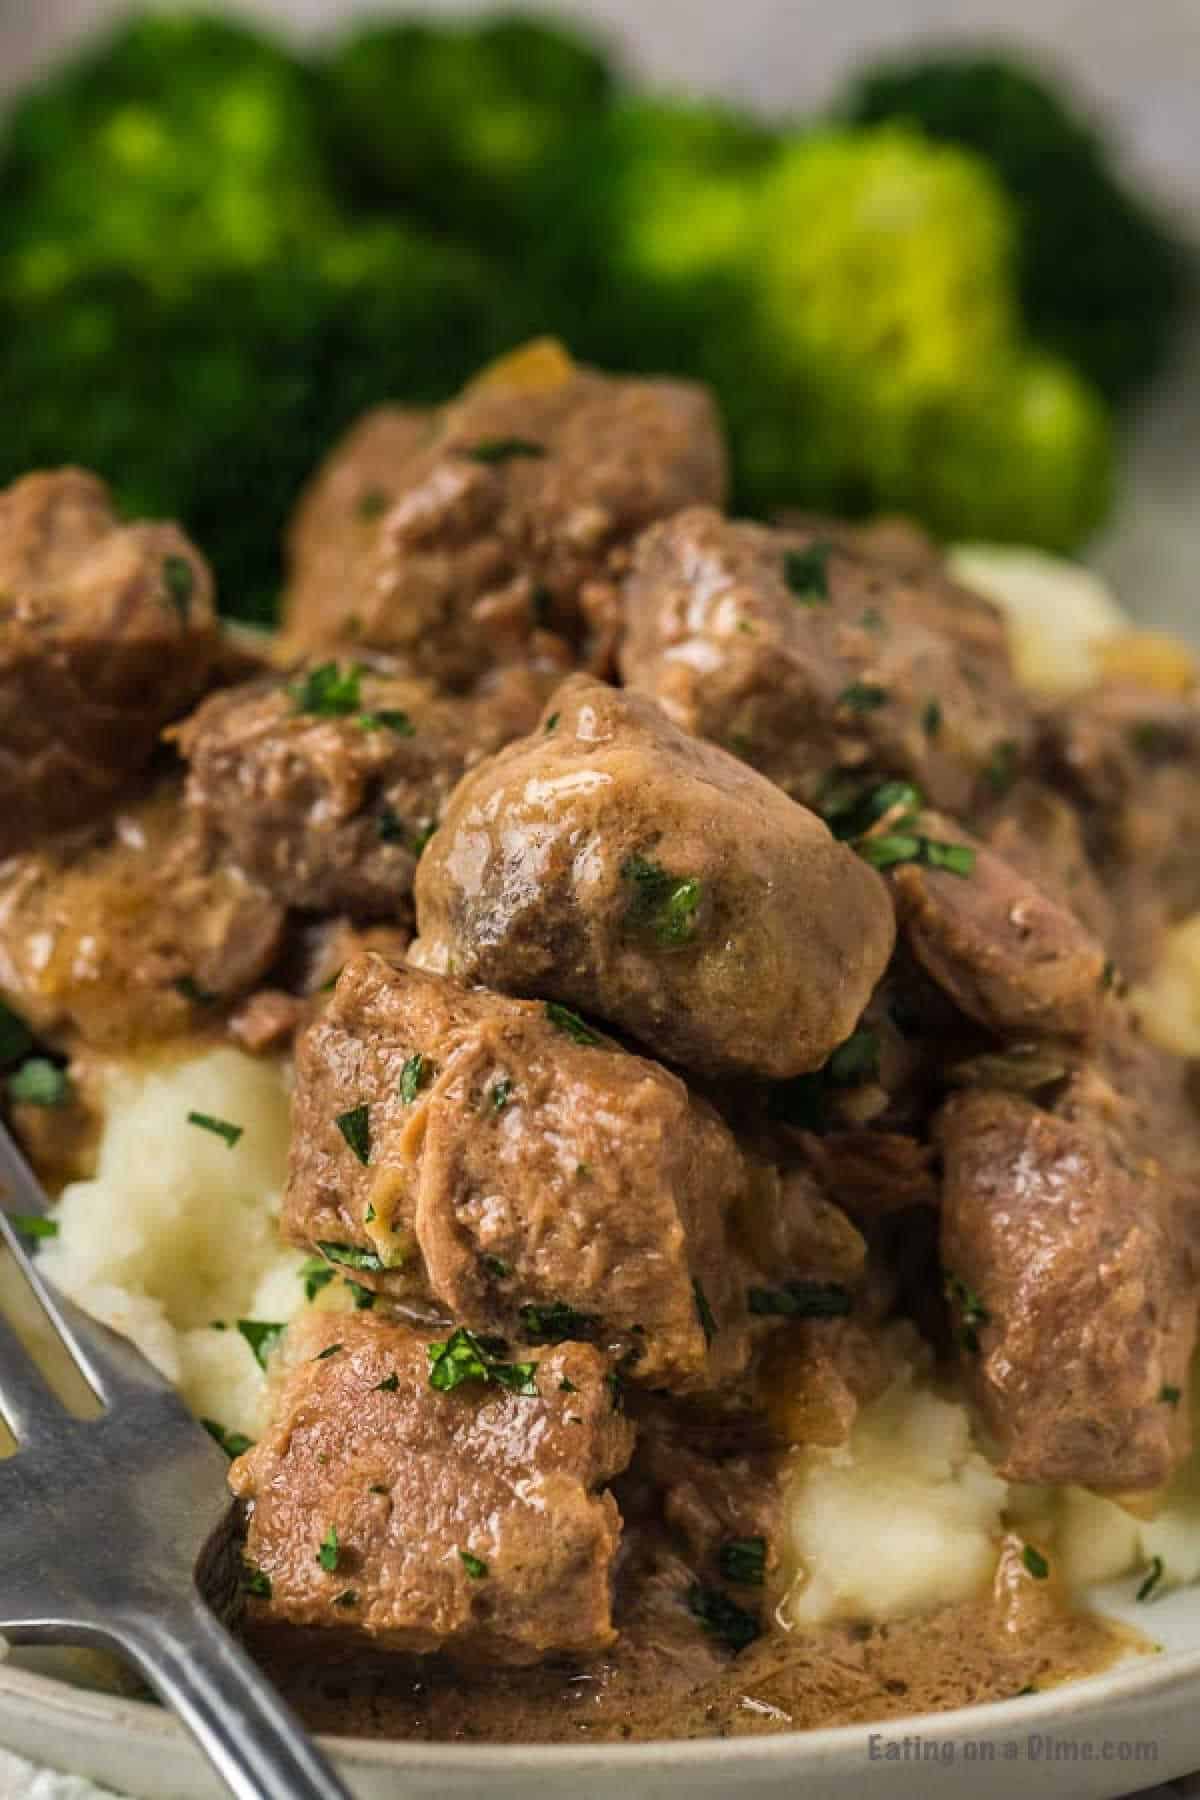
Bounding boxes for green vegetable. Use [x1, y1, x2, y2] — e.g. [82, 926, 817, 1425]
[314, 1342, 343, 1360]
[334, 1104, 370, 1164]
[357, 708, 414, 736]
[399, 1054, 432, 1105]
[686, 1582, 761, 1652]
[300, 1255, 336, 1302]
[7, 1058, 72, 1107]
[621, 855, 703, 947]
[693, 1279, 717, 1346]
[315, 1240, 384, 1273]
[783, 543, 832, 603]
[1160, 1385, 1182, 1407]
[545, 1002, 599, 1047]
[719, 1537, 766, 1586]
[242, 1561, 271, 1599]
[5, 1213, 58, 1240]
[0, 1001, 35, 1067]
[482, 1254, 510, 1279]
[372, 1373, 399, 1392]
[489, 1079, 513, 1114]
[201, 1418, 254, 1459]
[187, 1111, 243, 1148]
[346, 1281, 375, 1312]
[945, 1272, 991, 1354]
[317, 1525, 340, 1573]
[1136, 1556, 1164, 1603]
[459, 1550, 489, 1579]
[767, 1027, 880, 1132]
[461, 437, 546, 463]
[161, 554, 194, 621]
[426, 1326, 538, 1397]
[236, 1320, 285, 1370]
[984, 739, 1020, 795]
[1021, 1543, 1050, 1581]
[518, 1301, 596, 1344]
[376, 807, 407, 845]
[291, 662, 363, 718]
[334, 1589, 359, 1608]
[747, 1281, 851, 1319]
[837, 682, 888, 715]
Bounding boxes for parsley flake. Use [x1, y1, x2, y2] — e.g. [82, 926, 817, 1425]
[291, 662, 363, 718]
[944, 1272, 991, 1353]
[837, 681, 888, 714]
[236, 1320, 285, 1370]
[201, 1418, 254, 1460]
[622, 854, 703, 948]
[462, 438, 547, 464]
[747, 1280, 851, 1319]
[6, 1212, 57, 1240]
[316, 1241, 384, 1273]
[693, 1279, 717, 1346]
[1022, 1544, 1050, 1581]
[459, 1550, 489, 1578]
[427, 1326, 538, 1397]
[358, 709, 415, 736]
[545, 1002, 599, 1046]
[518, 1301, 595, 1344]
[317, 1526, 340, 1574]
[687, 1583, 760, 1652]
[300, 1256, 336, 1302]
[489, 1079, 513, 1113]
[187, 1111, 243, 1149]
[1137, 1556, 1164, 1603]
[373, 1373, 399, 1392]
[7, 1058, 72, 1107]
[335, 1104, 370, 1164]
[719, 1537, 766, 1586]
[314, 1342, 343, 1361]
[242, 1561, 271, 1599]
[783, 542, 832, 604]
[400, 1054, 432, 1105]
[356, 488, 389, 521]
[162, 554, 194, 622]
[1160, 1384, 1182, 1406]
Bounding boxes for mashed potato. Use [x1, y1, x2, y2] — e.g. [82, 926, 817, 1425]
[948, 542, 1129, 694]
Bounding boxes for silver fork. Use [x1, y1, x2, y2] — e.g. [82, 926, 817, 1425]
[0, 1122, 353, 1800]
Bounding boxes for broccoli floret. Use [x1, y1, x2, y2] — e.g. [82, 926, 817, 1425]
[321, 14, 617, 248]
[0, 13, 333, 299]
[844, 52, 1193, 402]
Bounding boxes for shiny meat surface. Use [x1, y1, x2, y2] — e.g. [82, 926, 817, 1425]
[0, 466, 219, 853]
[619, 506, 1030, 815]
[283, 351, 727, 686]
[178, 662, 546, 918]
[0, 782, 285, 1050]
[285, 956, 756, 1392]
[411, 675, 895, 1080]
[231, 1312, 635, 1664]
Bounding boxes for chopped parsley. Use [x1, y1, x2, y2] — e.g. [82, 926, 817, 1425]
[1136, 1556, 1164, 1603]
[201, 1418, 254, 1460]
[837, 681, 888, 714]
[0, 999, 34, 1065]
[1021, 1544, 1049, 1581]
[372, 1373, 400, 1393]
[482, 1254, 511, 1279]
[545, 1002, 599, 1046]
[693, 1279, 717, 1346]
[314, 1342, 343, 1361]
[1160, 1384, 1182, 1406]
[767, 1028, 879, 1132]
[518, 1301, 596, 1344]
[621, 854, 703, 948]
[462, 437, 547, 464]
[187, 1111, 243, 1149]
[300, 1255, 336, 1302]
[316, 1241, 385, 1273]
[459, 1550, 489, 1579]
[857, 834, 976, 877]
[356, 487, 389, 520]
[334, 1589, 359, 1608]
[544, 711, 560, 733]
[242, 1561, 272, 1600]
[5, 1212, 57, 1240]
[410, 820, 437, 857]
[346, 1279, 376, 1311]
[719, 1537, 766, 1587]
[747, 1280, 851, 1320]
[816, 772, 975, 879]
[399, 1054, 432, 1105]
[369, 1483, 390, 1496]
[984, 739, 1020, 795]
[606, 1370, 624, 1411]
[489, 1078, 513, 1113]
[236, 1320, 285, 1370]
[427, 1326, 538, 1397]
[922, 698, 943, 738]
[686, 1583, 761, 1653]
[290, 662, 363, 718]
[7, 1058, 71, 1108]
[161, 554, 194, 622]
[944, 1273, 991, 1354]
[358, 708, 415, 737]
[782, 542, 832, 604]
[377, 806, 407, 844]
[559, 1376, 579, 1394]
[174, 975, 217, 1005]
[316, 1526, 340, 1573]
[335, 1104, 370, 1164]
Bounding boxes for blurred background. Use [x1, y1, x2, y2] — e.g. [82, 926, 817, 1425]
[1, 0, 1196, 629]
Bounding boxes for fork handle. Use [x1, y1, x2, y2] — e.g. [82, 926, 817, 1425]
[109, 1596, 353, 1800]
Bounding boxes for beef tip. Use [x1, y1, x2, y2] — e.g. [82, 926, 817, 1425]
[0, 781, 285, 1051]
[178, 661, 546, 919]
[410, 675, 895, 1081]
[983, 778, 1115, 953]
[1037, 684, 1200, 977]
[282, 343, 727, 687]
[887, 813, 1107, 1040]
[0, 467, 219, 855]
[285, 956, 756, 1393]
[937, 1031, 1199, 1491]
[619, 506, 1032, 816]
[231, 1313, 635, 1664]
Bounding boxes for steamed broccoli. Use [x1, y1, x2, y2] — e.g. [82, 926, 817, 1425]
[844, 52, 1192, 402]
[321, 14, 617, 248]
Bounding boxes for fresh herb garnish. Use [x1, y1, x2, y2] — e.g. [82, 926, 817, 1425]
[489, 1079, 513, 1113]
[410, 820, 436, 857]
[747, 1280, 852, 1319]
[622, 854, 703, 948]
[518, 1301, 596, 1344]
[687, 1583, 761, 1652]
[1160, 1384, 1182, 1406]
[369, 1484, 389, 1496]
[0, 999, 34, 1066]
[544, 711, 560, 734]
[984, 740, 1019, 795]
[201, 1418, 254, 1460]
[606, 1370, 624, 1411]
[944, 1272, 991, 1353]
[334, 1589, 359, 1608]
[482, 1254, 511, 1279]
[459, 1550, 489, 1579]
[187, 1111, 243, 1149]
[719, 1537, 766, 1586]
[377, 806, 407, 844]
[335, 1104, 370, 1164]
[837, 681, 888, 714]
[290, 661, 364, 718]
[358, 709, 415, 736]
[236, 1320, 285, 1370]
[346, 1279, 376, 1311]
[5, 1212, 58, 1240]
[1021, 1544, 1049, 1581]
[242, 1561, 271, 1599]
[462, 437, 547, 464]
[7, 1058, 71, 1107]
[1137, 1556, 1164, 1603]
[427, 1326, 538, 1397]
[373, 1373, 399, 1392]
[356, 487, 389, 520]
[317, 1526, 340, 1573]
[314, 1342, 343, 1360]
[400, 1054, 432, 1105]
[693, 1279, 717, 1346]
[545, 1002, 599, 1046]
[162, 554, 194, 622]
[174, 975, 217, 1005]
[559, 1376, 579, 1393]
[858, 834, 976, 877]
[783, 542, 832, 604]
[316, 1241, 385, 1273]
[922, 698, 943, 738]
[300, 1255, 336, 1302]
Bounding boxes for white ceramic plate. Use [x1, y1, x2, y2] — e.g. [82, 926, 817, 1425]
[2, 1578, 1200, 1798]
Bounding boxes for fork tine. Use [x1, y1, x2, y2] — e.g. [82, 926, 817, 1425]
[0, 1306, 65, 1443]
[0, 1126, 170, 1406]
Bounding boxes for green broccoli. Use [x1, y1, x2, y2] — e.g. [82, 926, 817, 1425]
[844, 52, 1193, 403]
[320, 14, 617, 248]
